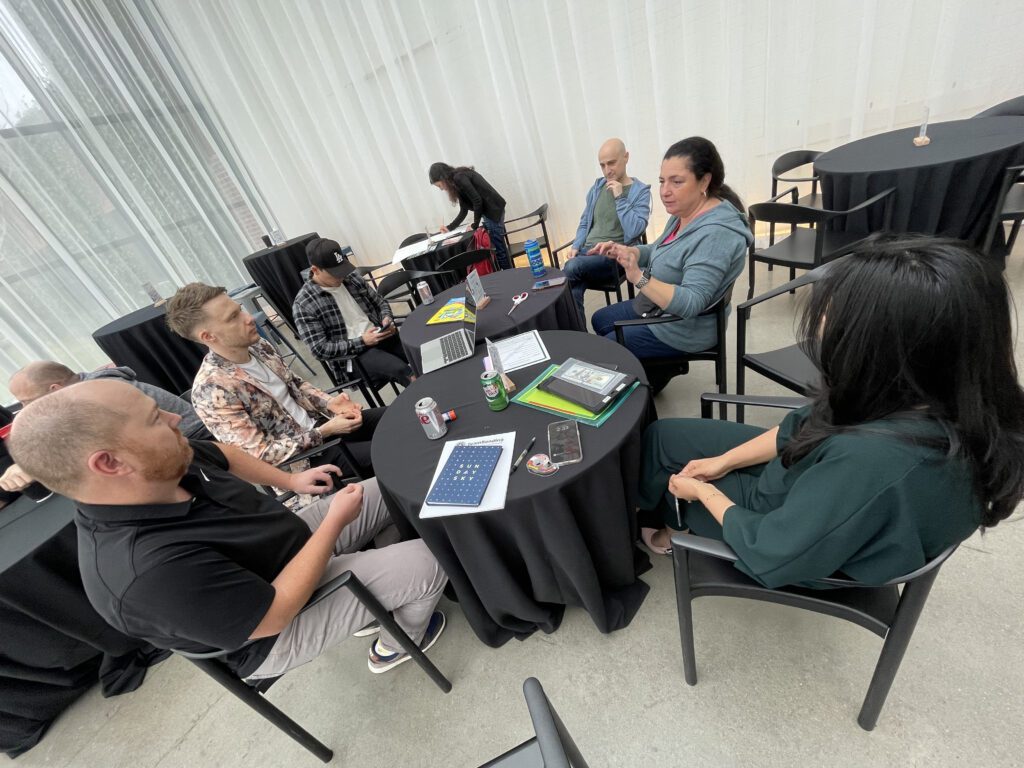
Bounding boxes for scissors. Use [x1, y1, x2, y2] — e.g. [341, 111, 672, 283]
[508, 292, 529, 316]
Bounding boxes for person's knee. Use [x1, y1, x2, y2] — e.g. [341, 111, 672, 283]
[592, 308, 613, 336]
[564, 257, 583, 282]
[394, 540, 447, 598]
[358, 477, 392, 530]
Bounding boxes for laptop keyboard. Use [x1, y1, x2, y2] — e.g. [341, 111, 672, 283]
[440, 332, 470, 363]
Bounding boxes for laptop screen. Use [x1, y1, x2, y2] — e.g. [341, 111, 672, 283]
[463, 288, 478, 345]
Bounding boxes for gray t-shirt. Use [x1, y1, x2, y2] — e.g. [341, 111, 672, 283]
[583, 183, 630, 250]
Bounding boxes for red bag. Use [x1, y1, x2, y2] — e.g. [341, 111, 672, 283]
[470, 227, 496, 275]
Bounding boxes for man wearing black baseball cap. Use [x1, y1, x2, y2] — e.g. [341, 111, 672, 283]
[293, 237, 414, 391]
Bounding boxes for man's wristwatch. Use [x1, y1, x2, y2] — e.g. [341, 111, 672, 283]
[635, 269, 652, 291]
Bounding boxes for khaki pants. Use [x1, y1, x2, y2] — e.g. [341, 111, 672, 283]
[246, 478, 447, 679]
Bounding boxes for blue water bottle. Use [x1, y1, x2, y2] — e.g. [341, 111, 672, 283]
[524, 238, 547, 279]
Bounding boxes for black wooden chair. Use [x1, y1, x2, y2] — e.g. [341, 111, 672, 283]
[672, 392, 963, 731]
[982, 164, 1024, 258]
[612, 281, 735, 406]
[768, 150, 824, 268]
[438, 248, 498, 282]
[479, 678, 590, 767]
[252, 310, 317, 376]
[746, 186, 894, 299]
[551, 233, 648, 306]
[735, 265, 831, 422]
[399, 232, 429, 248]
[504, 204, 553, 267]
[376, 268, 456, 311]
[174, 570, 452, 762]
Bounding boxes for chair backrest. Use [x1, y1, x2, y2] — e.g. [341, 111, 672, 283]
[815, 541, 962, 589]
[974, 95, 1024, 117]
[505, 203, 549, 235]
[749, 200, 834, 227]
[376, 269, 414, 300]
[771, 150, 821, 181]
[439, 248, 497, 280]
[982, 164, 1024, 254]
[400, 233, 429, 248]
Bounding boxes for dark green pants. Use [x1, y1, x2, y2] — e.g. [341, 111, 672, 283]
[638, 418, 768, 538]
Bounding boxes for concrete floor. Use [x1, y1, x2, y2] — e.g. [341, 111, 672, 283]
[10, 255, 1024, 768]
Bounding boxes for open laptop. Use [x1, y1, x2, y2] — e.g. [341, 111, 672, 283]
[420, 291, 478, 373]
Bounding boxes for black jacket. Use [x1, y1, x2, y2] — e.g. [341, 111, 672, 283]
[447, 169, 506, 230]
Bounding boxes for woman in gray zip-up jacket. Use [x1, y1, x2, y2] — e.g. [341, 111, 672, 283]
[591, 138, 752, 384]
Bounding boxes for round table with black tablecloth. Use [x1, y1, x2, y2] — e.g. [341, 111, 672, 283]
[399, 268, 585, 376]
[815, 116, 1024, 246]
[242, 233, 319, 331]
[371, 330, 653, 647]
[92, 303, 207, 395]
[399, 230, 476, 295]
[0, 494, 168, 757]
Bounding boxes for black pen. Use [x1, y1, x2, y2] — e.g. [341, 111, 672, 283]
[510, 436, 536, 474]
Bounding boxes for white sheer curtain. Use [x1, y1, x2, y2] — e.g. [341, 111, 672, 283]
[0, 0, 276, 402]
[156, 0, 1023, 264]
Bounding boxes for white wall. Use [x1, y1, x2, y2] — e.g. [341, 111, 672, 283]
[156, 0, 1024, 263]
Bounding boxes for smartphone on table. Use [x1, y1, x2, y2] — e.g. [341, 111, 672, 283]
[532, 276, 567, 290]
[547, 420, 583, 467]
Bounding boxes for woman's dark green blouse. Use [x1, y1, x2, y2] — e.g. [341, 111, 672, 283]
[721, 407, 981, 588]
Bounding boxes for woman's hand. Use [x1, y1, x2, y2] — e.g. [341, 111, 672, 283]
[680, 455, 731, 482]
[590, 241, 634, 259]
[616, 249, 643, 284]
[668, 472, 704, 501]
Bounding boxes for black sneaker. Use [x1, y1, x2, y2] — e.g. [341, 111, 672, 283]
[367, 611, 446, 674]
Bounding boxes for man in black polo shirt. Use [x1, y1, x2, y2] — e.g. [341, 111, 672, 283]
[9, 380, 447, 678]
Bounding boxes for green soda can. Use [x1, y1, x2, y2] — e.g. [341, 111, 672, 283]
[481, 370, 509, 411]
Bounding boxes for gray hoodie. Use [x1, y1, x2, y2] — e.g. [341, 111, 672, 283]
[79, 367, 207, 438]
[636, 200, 753, 352]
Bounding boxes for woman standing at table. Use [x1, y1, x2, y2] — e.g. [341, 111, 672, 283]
[428, 162, 512, 270]
[636, 235, 1024, 576]
[589, 138, 752, 388]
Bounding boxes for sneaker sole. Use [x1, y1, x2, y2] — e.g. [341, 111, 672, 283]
[353, 623, 381, 638]
[367, 612, 446, 674]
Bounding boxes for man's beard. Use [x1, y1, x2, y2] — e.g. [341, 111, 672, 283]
[135, 431, 193, 482]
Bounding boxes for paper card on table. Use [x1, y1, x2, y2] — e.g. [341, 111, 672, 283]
[466, 269, 487, 305]
[490, 330, 550, 372]
[419, 432, 516, 518]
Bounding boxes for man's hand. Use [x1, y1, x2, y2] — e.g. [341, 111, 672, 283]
[319, 411, 363, 436]
[668, 473, 704, 501]
[289, 464, 341, 495]
[326, 392, 352, 415]
[606, 178, 624, 198]
[375, 323, 397, 340]
[439, 224, 449, 233]
[680, 456, 731, 482]
[0, 463, 33, 492]
[327, 483, 364, 529]
[565, 247, 578, 261]
[361, 327, 382, 347]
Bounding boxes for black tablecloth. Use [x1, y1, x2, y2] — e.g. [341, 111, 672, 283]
[92, 304, 207, 395]
[399, 268, 585, 376]
[242, 233, 319, 331]
[372, 331, 653, 647]
[399, 230, 475, 295]
[0, 495, 168, 757]
[815, 116, 1024, 245]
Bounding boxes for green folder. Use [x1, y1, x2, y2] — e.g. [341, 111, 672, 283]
[511, 364, 640, 427]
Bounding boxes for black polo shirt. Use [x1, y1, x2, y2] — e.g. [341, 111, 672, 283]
[76, 441, 311, 677]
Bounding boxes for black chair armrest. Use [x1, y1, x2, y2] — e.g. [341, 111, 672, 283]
[736, 260, 836, 311]
[551, 239, 575, 268]
[275, 490, 297, 504]
[767, 185, 799, 203]
[773, 173, 819, 183]
[670, 532, 740, 562]
[277, 438, 343, 469]
[699, 393, 808, 418]
[838, 186, 896, 216]
[303, 570, 354, 612]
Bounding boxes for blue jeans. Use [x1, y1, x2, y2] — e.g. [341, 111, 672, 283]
[562, 252, 623, 319]
[482, 216, 512, 270]
[591, 301, 682, 359]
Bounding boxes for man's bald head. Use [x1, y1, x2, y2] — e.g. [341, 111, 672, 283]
[9, 361, 78, 404]
[9, 380, 137, 498]
[598, 138, 629, 184]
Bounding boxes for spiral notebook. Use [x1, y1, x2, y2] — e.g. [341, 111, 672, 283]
[424, 444, 504, 507]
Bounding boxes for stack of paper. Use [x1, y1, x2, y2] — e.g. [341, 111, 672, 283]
[511, 365, 639, 428]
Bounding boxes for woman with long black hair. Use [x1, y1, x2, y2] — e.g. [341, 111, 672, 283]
[428, 162, 511, 270]
[637, 234, 1024, 584]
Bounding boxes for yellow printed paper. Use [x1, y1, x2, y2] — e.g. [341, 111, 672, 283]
[427, 299, 466, 325]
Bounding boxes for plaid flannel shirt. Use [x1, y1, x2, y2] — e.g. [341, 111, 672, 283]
[292, 274, 393, 383]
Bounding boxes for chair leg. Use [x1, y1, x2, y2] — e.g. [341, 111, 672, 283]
[789, 267, 797, 293]
[603, 290, 613, 307]
[190, 659, 333, 763]
[747, 256, 756, 300]
[857, 571, 941, 731]
[1007, 219, 1022, 253]
[671, 548, 699, 685]
[717, 353, 728, 421]
[344, 576, 453, 694]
